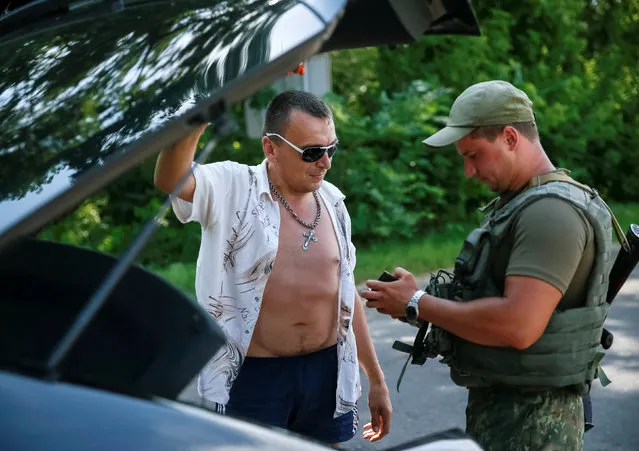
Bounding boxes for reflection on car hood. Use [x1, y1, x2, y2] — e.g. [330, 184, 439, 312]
[0, 0, 339, 250]
[0, 0, 480, 253]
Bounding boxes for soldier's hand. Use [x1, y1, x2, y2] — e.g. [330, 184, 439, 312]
[360, 267, 418, 318]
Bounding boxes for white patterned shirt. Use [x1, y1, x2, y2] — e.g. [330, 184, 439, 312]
[171, 158, 361, 417]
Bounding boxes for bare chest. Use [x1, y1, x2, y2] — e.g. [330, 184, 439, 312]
[275, 200, 341, 270]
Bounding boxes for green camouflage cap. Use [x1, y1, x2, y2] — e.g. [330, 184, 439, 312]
[423, 80, 535, 147]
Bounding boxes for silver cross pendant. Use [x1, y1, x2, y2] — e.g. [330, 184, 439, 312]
[302, 229, 318, 251]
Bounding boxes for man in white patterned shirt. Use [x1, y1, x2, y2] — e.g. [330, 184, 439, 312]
[154, 91, 392, 445]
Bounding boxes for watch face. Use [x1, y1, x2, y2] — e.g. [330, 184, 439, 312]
[406, 305, 418, 321]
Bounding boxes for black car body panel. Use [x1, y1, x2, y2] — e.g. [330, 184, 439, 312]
[0, 370, 333, 451]
[1, 369, 483, 450]
[0, 238, 225, 400]
[318, 0, 481, 52]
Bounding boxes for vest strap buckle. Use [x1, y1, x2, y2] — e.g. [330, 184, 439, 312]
[392, 322, 431, 392]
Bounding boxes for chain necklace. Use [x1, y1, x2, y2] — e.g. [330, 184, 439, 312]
[269, 180, 321, 251]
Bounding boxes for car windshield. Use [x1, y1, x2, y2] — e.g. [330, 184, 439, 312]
[0, 0, 328, 247]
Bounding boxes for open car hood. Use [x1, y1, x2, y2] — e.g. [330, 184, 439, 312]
[0, 0, 480, 253]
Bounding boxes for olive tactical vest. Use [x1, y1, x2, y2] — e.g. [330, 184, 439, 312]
[424, 170, 628, 389]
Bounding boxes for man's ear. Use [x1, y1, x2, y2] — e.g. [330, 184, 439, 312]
[263, 136, 276, 159]
[502, 125, 519, 151]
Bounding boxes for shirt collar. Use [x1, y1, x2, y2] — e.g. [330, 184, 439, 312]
[256, 159, 274, 201]
[255, 158, 346, 205]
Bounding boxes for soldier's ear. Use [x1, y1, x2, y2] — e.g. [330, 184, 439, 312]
[502, 126, 519, 151]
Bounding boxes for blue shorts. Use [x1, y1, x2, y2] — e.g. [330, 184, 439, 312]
[226, 344, 358, 444]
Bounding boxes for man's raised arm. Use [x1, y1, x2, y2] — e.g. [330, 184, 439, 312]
[153, 123, 208, 202]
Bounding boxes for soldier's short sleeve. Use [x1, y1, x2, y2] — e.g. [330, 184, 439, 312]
[506, 197, 591, 294]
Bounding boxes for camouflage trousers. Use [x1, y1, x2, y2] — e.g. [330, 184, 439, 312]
[465, 386, 584, 451]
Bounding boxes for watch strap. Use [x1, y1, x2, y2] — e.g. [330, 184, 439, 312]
[409, 289, 426, 306]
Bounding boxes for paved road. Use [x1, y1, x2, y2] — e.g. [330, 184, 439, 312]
[179, 268, 639, 450]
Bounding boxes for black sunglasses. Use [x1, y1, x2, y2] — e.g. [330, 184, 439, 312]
[266, 133, 339, 162]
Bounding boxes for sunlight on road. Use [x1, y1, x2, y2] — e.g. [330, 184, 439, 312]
[619, 278, 639, 296]
[593, 275, 639, 394]
[598, 326, 639, 393]
[599, 364, 639, 393]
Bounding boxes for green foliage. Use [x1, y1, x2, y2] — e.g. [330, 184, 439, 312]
[352, 227, 472, 284]
[151, 262, 197, 299]
[349, 0, 639, 203]
[323, 81, 488, 245]
[610, 203, 639, 235]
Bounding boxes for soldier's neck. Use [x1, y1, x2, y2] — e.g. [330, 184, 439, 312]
[511, 147, 556, 193]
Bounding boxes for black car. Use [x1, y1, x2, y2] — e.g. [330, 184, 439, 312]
[0, 1, 484, 449]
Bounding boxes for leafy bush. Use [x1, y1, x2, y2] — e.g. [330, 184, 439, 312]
[323, 81, 489, 245]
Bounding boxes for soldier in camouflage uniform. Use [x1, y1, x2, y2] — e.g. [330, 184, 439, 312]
[466, 386, 584, 450]
[361, 81, 624, 451]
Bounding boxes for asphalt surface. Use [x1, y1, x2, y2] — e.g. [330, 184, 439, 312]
[180, 268, 639, 451]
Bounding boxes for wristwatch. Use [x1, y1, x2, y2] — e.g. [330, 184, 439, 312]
[406, 290, 425, 326]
